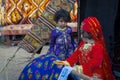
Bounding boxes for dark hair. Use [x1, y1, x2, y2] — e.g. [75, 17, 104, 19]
[81, 30, 93, 39]
[54, 9, 71, 23]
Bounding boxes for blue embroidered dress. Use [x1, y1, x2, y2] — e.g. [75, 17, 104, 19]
[18, 54, 74, 80]
[48, 26, 77, 60]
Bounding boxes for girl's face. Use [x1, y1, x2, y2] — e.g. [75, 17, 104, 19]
[81, 34, 89, 43]
[81, 22, 92, 43]
[57, 18, 67, 29]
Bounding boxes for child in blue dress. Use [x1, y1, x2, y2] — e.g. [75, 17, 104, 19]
[47, 9, 77, 60]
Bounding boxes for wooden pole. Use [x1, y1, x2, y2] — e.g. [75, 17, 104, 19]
[77, 0, 81, 44]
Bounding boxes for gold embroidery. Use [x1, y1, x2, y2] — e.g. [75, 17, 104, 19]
[83, 43, 92, 51]
[82, 43, 92, 53]
[79, 44, 93, 63]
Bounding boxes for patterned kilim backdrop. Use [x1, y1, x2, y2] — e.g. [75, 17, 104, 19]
[5, 0, 50, 25]
[0, 0, 77, 26]
[18, 0, 76, 53]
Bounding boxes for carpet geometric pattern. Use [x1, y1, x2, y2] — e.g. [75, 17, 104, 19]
[5, 0, 50, 24]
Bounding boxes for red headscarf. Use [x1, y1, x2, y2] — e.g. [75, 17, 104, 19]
[82, 16, 115, 80]
[82, 17, 104, 44]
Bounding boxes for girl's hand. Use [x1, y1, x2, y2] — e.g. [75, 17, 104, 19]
[54, 60, 70, 66]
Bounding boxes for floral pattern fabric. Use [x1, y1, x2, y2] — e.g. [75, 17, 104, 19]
[18, 54, 64, 80]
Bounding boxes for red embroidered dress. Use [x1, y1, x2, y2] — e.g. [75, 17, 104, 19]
[67, 41, 104, 78]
